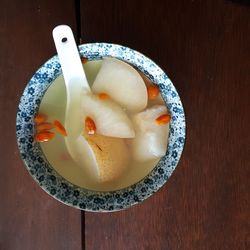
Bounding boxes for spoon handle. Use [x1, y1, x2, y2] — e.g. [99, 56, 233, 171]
[52, 25, 90, 93]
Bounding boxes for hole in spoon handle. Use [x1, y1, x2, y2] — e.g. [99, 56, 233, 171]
[52, 25, 90, 93]
[61, 37, 67, 43]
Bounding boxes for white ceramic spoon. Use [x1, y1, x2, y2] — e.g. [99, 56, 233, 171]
[52, 25, 99, 176]
[52, 25, 91, 138]
[52, 26, 133, 181]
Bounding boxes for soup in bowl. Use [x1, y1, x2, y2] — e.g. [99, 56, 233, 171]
[16, 43, 186, 212]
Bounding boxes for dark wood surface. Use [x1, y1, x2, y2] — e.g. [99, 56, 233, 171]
[0, 1, 82, 250]
[82, 1, 250, 250]
[1, 0, 249, 250]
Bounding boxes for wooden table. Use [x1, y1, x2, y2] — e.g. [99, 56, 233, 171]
[1, 0, 249, 249]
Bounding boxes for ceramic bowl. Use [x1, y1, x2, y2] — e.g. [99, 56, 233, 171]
[16, 43, 186, 212]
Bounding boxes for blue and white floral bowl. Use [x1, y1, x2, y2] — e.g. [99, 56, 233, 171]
[16, 43, 186, 212]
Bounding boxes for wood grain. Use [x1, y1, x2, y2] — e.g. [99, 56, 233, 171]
[0, 1, 82, 250]
[81, 1, 250, 249]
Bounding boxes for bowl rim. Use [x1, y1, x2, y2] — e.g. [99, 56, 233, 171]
[16, 42, 186, 212]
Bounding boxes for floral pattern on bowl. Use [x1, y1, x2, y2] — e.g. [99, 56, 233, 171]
[16, 43, 186, 212]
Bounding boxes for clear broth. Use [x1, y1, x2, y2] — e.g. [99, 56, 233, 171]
[39, 60, 165, 191]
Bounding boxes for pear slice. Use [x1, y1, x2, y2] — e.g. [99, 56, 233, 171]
[66, 136, 98, 179]
[85, 133, 129, 182]
[92, 57, 148, 113]
[82, 60, 102, 86]
[66, 134, 129, 183]
[81, 94, 135, 138]
[131, 105, 170, 162]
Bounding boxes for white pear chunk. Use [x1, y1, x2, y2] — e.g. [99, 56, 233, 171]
[66, 136, 99, 179]
[131, 105, 170, 162]
[82, 60, 102, 86]
[81, 94, 135, 138]
[92, 57, 148, 112]
[85, 133, 129, 182]
[67, 134, 129, 183]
